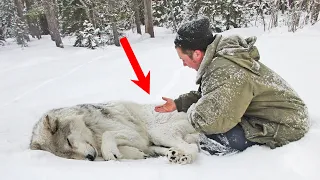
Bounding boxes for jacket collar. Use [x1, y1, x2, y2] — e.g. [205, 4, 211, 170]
[196, 34, 222, 84]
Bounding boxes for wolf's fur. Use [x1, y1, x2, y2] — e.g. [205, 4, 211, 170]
[30, 101, 200, 164]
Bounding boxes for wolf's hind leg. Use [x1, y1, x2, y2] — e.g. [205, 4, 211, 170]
[184, 133, 200, 144]
[150, 130, 199, 164]
[101, 132, 122, 161]
[118, 146, 148, 160]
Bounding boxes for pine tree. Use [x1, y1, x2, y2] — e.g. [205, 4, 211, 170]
[72, 0, 134, 48]
[95, 0, 133, 45]
[310, 0, 320, 25]
[0, 0, 16, 38]
[13, 17, 29, 46]
[0, 0, 31, 46]
[14, 0, 31, 45]
[152, 0, 188, 32]
[152, 0, 168, 27]
[74, 20, 99, 49]
[58, 0, 88, 35]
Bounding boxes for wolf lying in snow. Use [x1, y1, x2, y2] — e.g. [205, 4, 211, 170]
[30, 101, 200, 164]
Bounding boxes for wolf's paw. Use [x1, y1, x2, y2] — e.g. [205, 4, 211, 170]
[166, 148, 192, 165]
[102, 151, 123, 161]
[102, 152, 116, 161]
[101, 148, 122, 161]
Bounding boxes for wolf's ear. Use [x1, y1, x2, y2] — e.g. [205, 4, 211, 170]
[30, 142, 41, 150]
[44, 115, 59, 134]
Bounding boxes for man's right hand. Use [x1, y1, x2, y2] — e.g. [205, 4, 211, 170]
[154, 97, 177, 113]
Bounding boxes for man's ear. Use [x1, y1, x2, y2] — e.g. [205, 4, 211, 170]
[44, 115, 59, 135]
[193, 50, 204, 62]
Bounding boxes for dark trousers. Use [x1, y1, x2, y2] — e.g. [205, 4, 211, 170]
[199, 124, 260, 155]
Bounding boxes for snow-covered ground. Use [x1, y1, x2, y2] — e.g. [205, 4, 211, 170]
[1, 23, 320, 180]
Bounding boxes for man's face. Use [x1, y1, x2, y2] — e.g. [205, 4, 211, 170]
[175, 47, 204, 71]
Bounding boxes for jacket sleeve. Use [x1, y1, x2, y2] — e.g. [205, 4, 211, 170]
[174, 89, 202, 113]
[186, 66, 254, 134]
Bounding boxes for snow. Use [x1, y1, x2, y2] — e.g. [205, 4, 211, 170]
[1, 24, 320, 180]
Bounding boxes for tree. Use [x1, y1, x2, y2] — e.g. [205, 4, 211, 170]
[42, 0, 64, 47]
[168, 0, 178, 32]
[269, 0, 280, 29]
[0, 0, 16, 38]
[0, 26, 5, 46]
[78, 0, 96, 28]
[14, 0, 23, 18]
[143, 0, 154, 37]
[25, 0, 42, 39]
[58, 0, 88, 34]
[109, 0, 120, 46]
[13, 0, 30, 45]
[287, 0, 303, 32]
[133, 0, 142, 34]
[311, 0, 320, 25]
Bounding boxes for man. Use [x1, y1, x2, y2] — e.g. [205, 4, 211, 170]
[154, 17, 310, 155]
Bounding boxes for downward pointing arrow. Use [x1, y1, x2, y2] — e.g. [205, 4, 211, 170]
[120, 37, 150, 94]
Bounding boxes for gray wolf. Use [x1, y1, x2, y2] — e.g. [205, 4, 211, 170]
[30, 101, 200, 164]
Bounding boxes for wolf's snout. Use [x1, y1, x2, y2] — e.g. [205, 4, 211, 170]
[86, 154, 95, 161]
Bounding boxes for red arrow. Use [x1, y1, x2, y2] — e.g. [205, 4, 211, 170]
[120, 37, 150, 94]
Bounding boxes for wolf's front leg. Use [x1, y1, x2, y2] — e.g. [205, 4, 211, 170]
[118, 146, 148, 160]
[101, 132, 122, 161]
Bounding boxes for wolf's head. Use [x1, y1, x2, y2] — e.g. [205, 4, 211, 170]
[30, 114, 98, 161]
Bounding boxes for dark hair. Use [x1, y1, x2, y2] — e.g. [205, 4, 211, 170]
[174, 17, 215, 55]
[173, 45, 193, 59]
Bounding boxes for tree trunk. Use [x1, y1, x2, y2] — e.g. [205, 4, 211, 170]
[14, 0, 24, 18]
[143, 0, 154, 37]
[14, 0, 30, 43]
[289, 2, 300, 32]
[112, 20, 120, 47]
[25, 0, 42, 39]
[261, 10, 266, 31]
[311, 0, 320, 25]
[281, 0, 286, 14]
[42, 0, 55, 41]
[43, 2, 55, 41]
[269, 1, 279, 29]
[133, 0, 142, 34]
[0, 27, 5, 42]
[40, 14, 50, 35]
[107, 0, 120, 46]
[257, 0, 266, 31]
[89, 4, 96, 28]
[42, 0, 64, 48]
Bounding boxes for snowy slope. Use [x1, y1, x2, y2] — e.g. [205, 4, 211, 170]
[0, 24, 319, 180]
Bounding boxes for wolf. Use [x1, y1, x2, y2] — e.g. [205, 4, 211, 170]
[29, 101, 200, 164]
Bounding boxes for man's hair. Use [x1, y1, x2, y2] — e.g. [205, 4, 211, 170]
[174, 45, 196, 59]
[174, 17, 215, 58]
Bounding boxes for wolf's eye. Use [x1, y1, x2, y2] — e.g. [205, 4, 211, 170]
[67, 138, 72, 148]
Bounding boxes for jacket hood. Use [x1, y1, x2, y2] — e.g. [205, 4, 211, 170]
[196, 34, 261, 84]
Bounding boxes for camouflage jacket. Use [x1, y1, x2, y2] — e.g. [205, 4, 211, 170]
[174, 34, 310, 149]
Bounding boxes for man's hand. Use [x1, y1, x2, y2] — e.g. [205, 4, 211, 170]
[154, 97, 177, 113]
